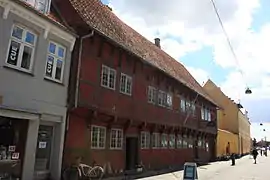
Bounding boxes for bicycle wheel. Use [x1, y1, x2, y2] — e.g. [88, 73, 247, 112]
[62, 167, 81, 180]
[87, 166, 104, 180]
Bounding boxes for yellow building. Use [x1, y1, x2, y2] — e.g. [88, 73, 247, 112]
[203, 79, 251, 157]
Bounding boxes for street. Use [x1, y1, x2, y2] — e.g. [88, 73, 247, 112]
[138, 154, 270, 180]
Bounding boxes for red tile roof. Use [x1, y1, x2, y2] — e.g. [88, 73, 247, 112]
[69, 0, 217, 106]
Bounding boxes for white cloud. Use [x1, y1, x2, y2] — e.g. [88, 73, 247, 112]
[186, 67, 209, 86]
[107, 0, 270, 109]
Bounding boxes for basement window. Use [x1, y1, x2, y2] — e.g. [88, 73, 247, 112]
[91, 126, 106, 149]
[141, 131, 150, 149]
[110, 128, 123, 149]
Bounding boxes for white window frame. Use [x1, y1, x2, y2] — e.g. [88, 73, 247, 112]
[110, 128, 123, 150]
[24, 0, 51, 14]
[166, 93, 173, 108]
[161, 133, 168, 148]
[180, 98, 186, 112]
[141, 131, 150, 149]
[147, 86, 156, 104]
[177, 135, 182, 149]
[188, 136, 193, 148]
[152, 133, 160, 149]
[158, 90, 167, 107]
[120, 73, 132, 95]
[101, 65, 116, 90]
[91, 125, 106, 149]
[6, 24, 37, 73]
[183, 135, 188, 148]
[44, 41, 66, 83]
[169, 134, 176, 149]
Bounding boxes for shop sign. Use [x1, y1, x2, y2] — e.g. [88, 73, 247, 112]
[39, 141, 47, 149]
[183, 162, 198, 180]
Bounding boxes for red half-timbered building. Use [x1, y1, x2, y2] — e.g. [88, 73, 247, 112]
[55, 0, 218, 175]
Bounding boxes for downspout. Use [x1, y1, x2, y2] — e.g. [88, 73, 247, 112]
[75, 31, 95, 108]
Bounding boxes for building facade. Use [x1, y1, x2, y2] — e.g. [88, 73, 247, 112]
[203, 79, 251, 157]
[0, 0, 76, 179]
[56, 0, 218, 175]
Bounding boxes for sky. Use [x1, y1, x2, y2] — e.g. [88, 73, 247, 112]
[102, 0, 270, 140]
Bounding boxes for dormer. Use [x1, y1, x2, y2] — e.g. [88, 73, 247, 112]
[23, 0, 51, 14]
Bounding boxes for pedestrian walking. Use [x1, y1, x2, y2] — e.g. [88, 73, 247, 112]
[252, 148, 258, 164]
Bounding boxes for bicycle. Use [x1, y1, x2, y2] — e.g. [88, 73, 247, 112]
[62, 157, 104, 180]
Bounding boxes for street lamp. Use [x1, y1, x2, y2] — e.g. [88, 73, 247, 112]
[245, 87, 252, 94]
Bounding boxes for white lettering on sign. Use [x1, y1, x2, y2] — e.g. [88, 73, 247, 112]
[46, 60, 53, 73]
[10, 46, 18, 61]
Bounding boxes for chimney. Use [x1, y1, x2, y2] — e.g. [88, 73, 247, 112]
[154, 38, 161, 48]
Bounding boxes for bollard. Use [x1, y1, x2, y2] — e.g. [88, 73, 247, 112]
[183, 162, 198, 180]
[231, 153, 235, 166]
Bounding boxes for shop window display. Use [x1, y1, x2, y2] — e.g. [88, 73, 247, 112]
[0, 117, 28, 180]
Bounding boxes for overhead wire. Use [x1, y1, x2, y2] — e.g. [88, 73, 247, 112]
[209, 0, 248, 88]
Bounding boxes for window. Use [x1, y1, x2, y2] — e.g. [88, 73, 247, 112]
[141, 132, 150, 149]
[148, 86, 156, 104]
[201, 106, 211, 121]
[161, 134, 168, 148]
[169, 134, 175, 149]
[188, 137, 193, 148]
[120, 73, 132, 95]
[177, 135, 182, 148]
[24, 0, 50, 13]
[45, 41, 66, 82]
[166, 93, 173, 108]
[180, 99, 186, 112]
[191, 102, 196, 116]
[152, 133, 160, 148]
[101, 65, 116, 90]
[91, 126, 106, 149]
[110, 129, 123, 149]
[183, 135, 188, 148]
[206, 142, 209, 152]
[198, 138, 202, 148]
[6, 25, 36, 72]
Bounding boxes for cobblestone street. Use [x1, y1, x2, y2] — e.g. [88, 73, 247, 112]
[138, 154, 270, 180]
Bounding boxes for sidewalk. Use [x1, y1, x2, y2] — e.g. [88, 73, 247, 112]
[138, 155, 253, 180]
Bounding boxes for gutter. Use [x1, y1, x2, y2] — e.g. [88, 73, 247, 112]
[75, 31, 95, 108]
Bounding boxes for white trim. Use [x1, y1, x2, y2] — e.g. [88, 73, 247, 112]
[90, 125, 106, 149]
[110, 128, 123, 150]
[140, 131, 150, 149]
[5, 24, 37, 73]
[0, 108, 39, 120]
[100, 64, 116, 90]
[44, 41, 66, 83]
[152, 133, 160, 149]
[0, 0, 76, 51]
[2, 2, 10, 19]
[119, 73, 132, 96]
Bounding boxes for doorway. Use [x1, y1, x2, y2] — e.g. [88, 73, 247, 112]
[35, 125, 54, 172]
[125, 137, 139, 170]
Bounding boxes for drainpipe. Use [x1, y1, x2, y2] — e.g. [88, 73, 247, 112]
[75, 31, 95, 108]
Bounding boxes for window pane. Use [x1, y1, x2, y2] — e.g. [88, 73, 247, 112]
[35, 0, 47, 13]
[25, 31, 35, 44]
[49, 43, 56, 54]
[12, 26, 23, 40]
[109, 71, 115, 88]
[102, 67, 108, 86]
[45, 56, 54, 77]
[7, 41, 21, 66]
[58, 47, 65, 58]
[21, 46, 33, 69]
[55, 59, 63, 80]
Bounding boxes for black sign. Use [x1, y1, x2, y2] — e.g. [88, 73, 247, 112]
[46, 56, 54, 77]
[7, 41, 20, 66]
